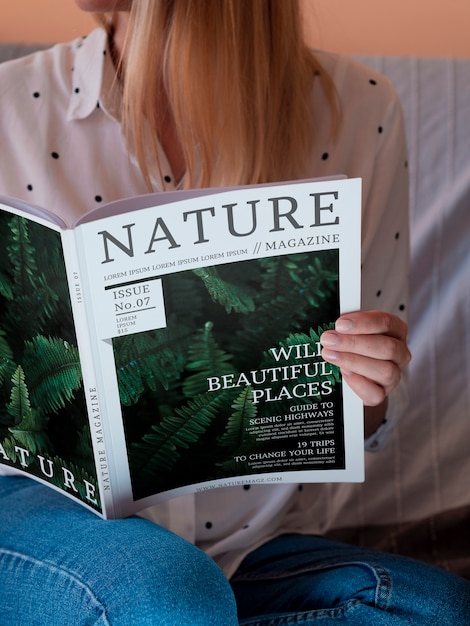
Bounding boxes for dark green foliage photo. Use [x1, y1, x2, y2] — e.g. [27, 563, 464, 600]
[114, 250, 344, 501]
[0, 210, 100, 510]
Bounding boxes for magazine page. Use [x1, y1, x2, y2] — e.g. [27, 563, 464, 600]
[0, 198, 104, 516]
[74, 178, 363, 518]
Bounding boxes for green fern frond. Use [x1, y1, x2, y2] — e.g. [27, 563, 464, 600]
[2, 217, 70, 341]
[0, 436, 31, 466]
[263, 252, 338, 312]
[290, 256, 338, 310]
[238, 256, 306, 335]
[115, 327, 187, 405]
[193, 266, 255, 314]
[7, 365, 50, 453]
[131, 392, 226, 475]
[116, 360, 145, 406]
[31, 273, 60, 320]
[218, 386, 258, 448]
[183, 321, 235, 396]
[7, 365, 34, 424]
[23, 336, 82, 414]
[6, 215, 38, 292]
[0, 272, 13, 300]
[232, 254, 339, 365]
[0, 330, 13, 362]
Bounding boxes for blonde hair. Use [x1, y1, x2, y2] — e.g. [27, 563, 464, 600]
[99, 1, 337, 190]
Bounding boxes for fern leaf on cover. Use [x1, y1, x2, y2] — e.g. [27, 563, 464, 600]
[114, 325, 187, 405]
[193, 266, 255, 314]
[232, 255, 307, 361]
[130, 392, 227, 475]
[0, 436, 29, 466]
[6, 215, 38, 292]
[22, 336, 82, 414]
[0, 272, 13, 300]
[6, 365, 33, 421]
[3, 216, 70, 341]
[7, 365, 50, 453]
[234, 253, 338, 365]
[217, 385, 258, 449]
[183, 321, 235, 397]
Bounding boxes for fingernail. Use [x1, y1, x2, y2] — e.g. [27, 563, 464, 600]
[321, 331, 340, 346]
[336, 318, 353, 332]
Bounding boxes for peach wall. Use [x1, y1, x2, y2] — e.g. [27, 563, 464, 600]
[301, 0, 470, 57]
[1, 0, 470, 57]
[0, 1, 96, 43]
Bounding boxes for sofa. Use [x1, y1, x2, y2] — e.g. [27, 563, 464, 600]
[1, 42, 469, 580]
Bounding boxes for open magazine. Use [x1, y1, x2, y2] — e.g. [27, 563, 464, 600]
[0, 177, 363, 518]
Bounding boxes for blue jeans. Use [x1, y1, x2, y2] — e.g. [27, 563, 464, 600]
[2, 477, 470, 625]
[0, 476, 238, 625]
[231, 533, 470, 625]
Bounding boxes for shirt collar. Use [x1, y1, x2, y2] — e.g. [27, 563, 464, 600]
[67, 28, 121, 122]
[65, 28, 177, 191]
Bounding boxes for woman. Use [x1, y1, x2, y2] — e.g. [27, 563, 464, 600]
[0, 1, 468, 624]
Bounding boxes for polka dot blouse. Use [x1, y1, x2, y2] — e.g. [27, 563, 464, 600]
[0, 28, 409, 578]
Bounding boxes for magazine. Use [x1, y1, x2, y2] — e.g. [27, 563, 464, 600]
[0, 177, 363, 518]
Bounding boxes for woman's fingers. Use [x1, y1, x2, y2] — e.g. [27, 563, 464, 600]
[320, 310, 411, 406]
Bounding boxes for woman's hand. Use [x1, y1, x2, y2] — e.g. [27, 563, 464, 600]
[320, 310, 411, 434]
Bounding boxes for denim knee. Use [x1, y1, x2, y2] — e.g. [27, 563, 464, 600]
[232, 533, 470, 625]
[0, 477, 238, 625]
[1, 539, 238, 626]
[0, 548, 110, 625]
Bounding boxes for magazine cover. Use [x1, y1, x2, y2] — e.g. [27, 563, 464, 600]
[74, 177, 364, 517]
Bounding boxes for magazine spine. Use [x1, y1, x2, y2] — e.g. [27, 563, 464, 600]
[60, 230, 116, 518]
